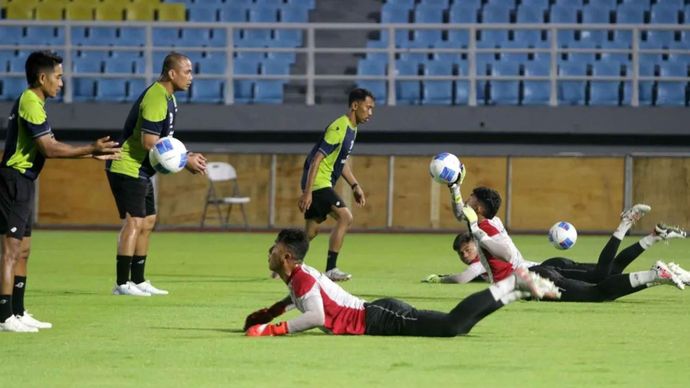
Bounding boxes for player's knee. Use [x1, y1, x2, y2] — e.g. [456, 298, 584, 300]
[338, 210, 353, 227]
[19, 246, 30, 261]
[124, 216, 145, 231]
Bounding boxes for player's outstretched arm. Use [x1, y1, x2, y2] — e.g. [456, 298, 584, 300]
[35, 135, 120, 159]
[243, 297, 292, 331]
[448, 183, 465, 222]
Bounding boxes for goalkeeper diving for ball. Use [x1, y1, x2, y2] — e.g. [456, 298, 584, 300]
[243, 229, 560, 337]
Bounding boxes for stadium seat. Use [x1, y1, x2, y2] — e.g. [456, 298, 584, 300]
[286, 0, 315, 10]
[449, 4, 478, 23]
[262, 59, 290, 80]
[454, 62, 470, 105]
[157, 3, 186, 22]
[191, 79, 224, 104]
[356, 80, 386, 102]
[500, 41, 530, 63]
[479, 5, 510, 48]
[655, 0, 684, 10]
[280, 6, 309, 23]
[558, 61, 588, 105]
[432, 40, 462, 64]
[127, 79, 147, 102]
[180, 28, 212, 46]
[422, 61, 453, 105]
[219, 6, 247, 22]
[523, 60, 551, 105]
[198, 56, 228, 75]
[8, 56, 26, 73]
[273, 28, 302, 47]
[73, 57, 102, 74]
[65, 3, 94, 20]
[395, 60, 420, 105]
[398, 41, 429, 63]
[358, 58, 386, 76]
[105, 58, 135, 74]
[1, 78, 27, 101]
[95, 4, 125, 21]
[5, 2, 34, 19]
[88, 27, 118, 45]
[71, 78, 97, 101]
[233, 79, 253, 104]
[254, 80, 283, 104]
[381, 3, 409, 23]
[153, 28, 180, 46]
[227, 0, 254, 7]
[516, 5, 545, 23]
[656, 61, 688, 106]
[34, 3, 63, 20]
[385, 0, 415, 8]
[208, 28, 230, 48]
[422, 0, 449, 8]
[549, 6, 577, 46]
[118, 27, 146, 46]
[590, 61, 622, 106]
[126, 3, 155, 21]
[413, 5, 444, 45]
[256, 0, 288, 6]
[650, 5, 680, 24]
[641, 29, 675, 48]
[249, 6, 278, 22]
[23, 27, 63, 46]
[266, 38, 297, 63]
[622, 61, 655, 106]
[97, 79, 127, 102]
[489, 61, 520, 105]
[0, 51, 13, 72]
[581, 6, 611, 45]
[520, 0, 550, 10]
[188, 7, 217, 22]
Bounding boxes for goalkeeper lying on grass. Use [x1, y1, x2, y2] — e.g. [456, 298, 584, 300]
[243, 229, 560, 337]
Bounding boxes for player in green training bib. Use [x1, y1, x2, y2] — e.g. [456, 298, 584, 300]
[105, 52, 206, 297]
[0, 51, 120, 332]
[298, 89, 375, 281]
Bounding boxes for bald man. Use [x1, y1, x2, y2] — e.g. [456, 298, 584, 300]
[106, 52, 207, 297]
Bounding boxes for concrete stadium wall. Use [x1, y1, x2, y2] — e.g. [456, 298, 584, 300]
[35, 154, 690, 233]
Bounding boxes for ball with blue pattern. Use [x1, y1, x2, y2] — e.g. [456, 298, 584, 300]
[548, 221, 578, 250]
[149, 136, 188, 174]
[429, 152, 464, 185]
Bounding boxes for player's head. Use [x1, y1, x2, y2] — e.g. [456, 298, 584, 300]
[468, 186, 501, 219]
[25, 50, 63, 98]
[159, 52, 193, 92]
[348, 88, 375, 125]
[268, 229, 310, 272]
[452, 232, 478, 265]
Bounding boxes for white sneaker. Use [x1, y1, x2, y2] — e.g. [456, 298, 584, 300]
[668, 262, 690, 286]
[652, 260, 685, 290]
[325, 268, 352, 282]
[620, 204, 651, 225]
[112, 281, 151, 296]
[17, 311, 52, 329]
[0, 315, 38, 333]
[134, 280, 169, 295]
[654, 224, 687, 240]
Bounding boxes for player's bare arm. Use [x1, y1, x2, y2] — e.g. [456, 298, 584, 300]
[342, 161, 365, 207]
[35, 134, 120, 159]
[298, 152, 326, 212]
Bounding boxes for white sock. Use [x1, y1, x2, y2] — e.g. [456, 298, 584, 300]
[629, 270, 656, 287]
[613, 221, 631, 240]
[639, 234, 661, 250]
[499, 290, 523, 305]
[489, 276, 516, 301]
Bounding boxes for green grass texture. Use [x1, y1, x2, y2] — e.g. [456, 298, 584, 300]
[2, 230, 689, 387]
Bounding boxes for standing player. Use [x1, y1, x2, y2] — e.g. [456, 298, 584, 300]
[242, 229, 560, 337]
[106, 52, 206, 297]
[0, 51, 120, 332]
[297, 88, 374, 281]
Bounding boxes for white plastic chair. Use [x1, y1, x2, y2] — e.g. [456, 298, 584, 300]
[201, 162, 251, 229]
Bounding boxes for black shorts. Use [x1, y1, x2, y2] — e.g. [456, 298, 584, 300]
[304, 187, 346, 223]
[106, 171, 155, 219]
[0, 167, 34, 239]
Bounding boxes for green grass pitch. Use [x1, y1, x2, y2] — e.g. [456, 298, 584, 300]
[2, 230, 689, 387]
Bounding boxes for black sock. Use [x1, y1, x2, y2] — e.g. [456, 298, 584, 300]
[131, 255, 147, 284]
[116, 255, 132, 285]
[12, 276, 26, 315]
[0, 295, 12, 322]
[326, 251, 339, 271]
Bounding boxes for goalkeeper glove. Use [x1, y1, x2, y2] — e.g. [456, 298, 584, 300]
[243, 300, 289, 330]
[422, 274, 446, 283]
[462, 205, 478, 225]
[246, 322, 289, 337]
[447, 162, 467, 187]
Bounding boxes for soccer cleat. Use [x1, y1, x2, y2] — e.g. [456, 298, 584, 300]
[668, 262, 690, 286]
[654, 224, 687, 240]
[325, 268, 352, 282]
[134, 280, 169, 295]
[0, 315, 38, 333]
[112, 281, 151, 296]
[620, 204, 651, 225]
[651, 260, 685, 290]
[17, 311, 52, 329]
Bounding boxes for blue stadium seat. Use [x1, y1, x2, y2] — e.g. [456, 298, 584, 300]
[479, 5, 510, 48]
[657, 62, 688, 106]
[261, 58, 290, 83]
[622, 60, 655, 106]
[590, 61, 622, 106]
[516, 5, 544, 23]
[191, 79, 224, 104]
[549, 6, 577, 46]
[180, 28, 212, 46]
[422, 61, 453, 105]
[357, 80, 386, 102]
[655, 0, 684, 9]
[188, 7, 218, 22]
[233, 80, 253, 104]
[256, 0, 286, 6]
[398, 41, 429, 63]
[266, 38, 297, 63]
[489, 61, 520, 105]
[219, 7, 247, 22]
[520, 0, 550, 10]
[249, 6, 278, 22]
[242, 28, 272, 42]
[642, 29, 675, 48]
[127, 79, 146, 102]
[23, 27, 64, 46]
[619, 0, 651, 6]
[70, 27, 89, 46]
[209, 28, 230, 47]
[89, 27, 118, 45]
[554, 0, 583, 6]
[0, 27, 23, 43]
[227, 0, 253, 6]
[236, 49, 265, 62]
[97, 79, 128, 102]
[672, 30, 690, 49]
[581, 6, 611, 45]
[280, 6, 309, 23]
[73, 57, 102, 73]
[0, 51, 14, 72]
[273, 28, 302, 47]
[449, 4, 478, 23]
[413, 5, 444, 45]
[234, 58, 259, 75]
[385, 0, 415, 9]
[8, 56, 26, 73]
[558, 61, 588, 105]
[1, 78, 27, 101]
[198, 56, 228, 74]
[613, 5, 646, 43]
[254, 80, 283, 104]
[395, 60, 420, 104]
[358, 58, 386, 76]
[365, 39, 388, 61]
[381, 3, 409, 23]
[105, 58, 135, 74]
[500, 41, 529, 63]
[286, 0, 315, 10]
[523, 60, 551, 105]
[432, 40, 462, 64]
[72, 78, 96, 101]
[454, 61, 470, 105]
[422, 0, 449, 8]
[153, 28, 180, 46]
[118, 27, 146, 46]
[650, 5, 680, 24]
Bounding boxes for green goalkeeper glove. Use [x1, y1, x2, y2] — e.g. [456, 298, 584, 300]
[462, 205, 478, 225]
[422, 274, 446, 283]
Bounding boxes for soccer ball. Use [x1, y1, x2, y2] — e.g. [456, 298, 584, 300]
[548, 221, 578, 250]
[149, 136, 188, 174]
[429, 152, 464, 185]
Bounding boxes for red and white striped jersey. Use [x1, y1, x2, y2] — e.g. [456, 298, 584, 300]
[286, 264, 367, 335]
[478, 217, 530, 282]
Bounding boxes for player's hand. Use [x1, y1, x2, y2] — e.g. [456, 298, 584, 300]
[185, 152, 207, 175]
[92, 136, 120, 156]
[422, 274, 445, 283]
[246, 322, 288, 337]
[353, 185, 366, 207]
[462, 205, 478, 225]
[298, 191, 312, 212]
[243, 308, 275, 331]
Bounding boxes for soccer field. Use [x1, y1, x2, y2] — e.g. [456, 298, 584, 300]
[3, 230, 689, 387]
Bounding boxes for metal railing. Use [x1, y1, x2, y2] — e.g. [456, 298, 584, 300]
[1, 20, 689, 106]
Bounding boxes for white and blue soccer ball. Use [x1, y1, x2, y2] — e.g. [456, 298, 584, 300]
[149, 136, 188, 174]
[548, 221, 578, 250]
[429, 152, 464, 185]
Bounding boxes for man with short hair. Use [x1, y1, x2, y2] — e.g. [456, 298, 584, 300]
[0, 50, 120, 332]
[243, 229, 560, 337]
[297, 88, 374, 281]
[106, 52, 207, 297]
